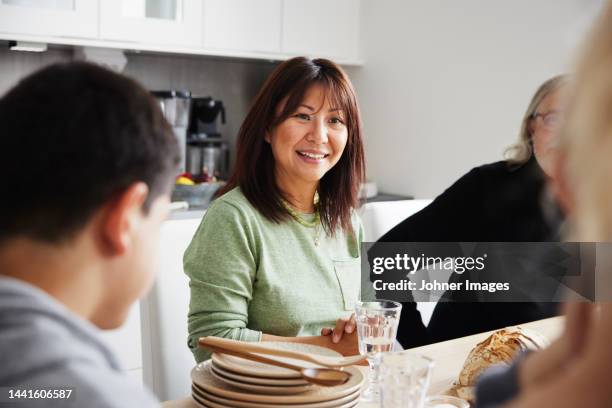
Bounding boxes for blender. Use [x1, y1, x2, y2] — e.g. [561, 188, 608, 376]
[151, 90, 192, 174]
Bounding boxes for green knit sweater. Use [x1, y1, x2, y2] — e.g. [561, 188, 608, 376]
[184, 187, 364, 362]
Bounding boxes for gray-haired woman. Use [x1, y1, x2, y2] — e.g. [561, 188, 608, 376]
[477, 1, 612, 405]
[506, 74, 569, 176]
[374, 74, 570, 349]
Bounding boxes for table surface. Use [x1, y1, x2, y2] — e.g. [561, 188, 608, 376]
[161, 316, 563, 408]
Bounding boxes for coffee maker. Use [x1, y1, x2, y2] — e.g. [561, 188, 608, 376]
[151, 90, 191, 174]
[186, 97, 230, 181]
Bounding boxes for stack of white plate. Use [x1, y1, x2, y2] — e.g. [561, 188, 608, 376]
[190, 342, 364, 408]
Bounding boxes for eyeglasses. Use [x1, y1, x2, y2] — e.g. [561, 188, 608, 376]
[531, 110, 563, 130]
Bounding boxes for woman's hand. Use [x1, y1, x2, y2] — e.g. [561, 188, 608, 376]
[321, 330, 360, 357]
[321, 313, 357, 344]
[264, 331, 360, 357]
[263, 312, 362, 358]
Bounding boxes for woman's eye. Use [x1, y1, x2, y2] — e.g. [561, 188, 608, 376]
[545, 113, 559, 124]
[295, 113, 311, 120]
[329, 117, 345, 125]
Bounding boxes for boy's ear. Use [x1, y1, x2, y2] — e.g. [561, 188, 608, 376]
[549, 151, 574, 215]
[100, 182, 149, 256]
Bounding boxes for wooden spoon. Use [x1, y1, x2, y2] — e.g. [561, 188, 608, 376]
[199, 336, 366, 368]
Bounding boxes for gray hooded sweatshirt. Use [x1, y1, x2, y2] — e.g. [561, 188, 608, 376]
[0, 276, 159, 407]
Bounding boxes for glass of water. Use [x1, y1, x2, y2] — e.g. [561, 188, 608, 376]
[355, 300, 402, 402]
[380, 352, 434, 408]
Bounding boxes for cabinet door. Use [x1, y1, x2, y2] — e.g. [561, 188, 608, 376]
[0, 0, 97, 39]
[99, 302, 143, 372]
[282, 0, 359, 60]
[202, 0, 281, 53]
[100, 0, 202, 47]
[145, 217, 203, 400]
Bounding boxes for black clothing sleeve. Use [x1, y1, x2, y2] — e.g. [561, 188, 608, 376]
[377, 167, 483, 243]
[373, 159, 561, 349]
[475, 351, 531, 408]
[375, 168, 484, 348]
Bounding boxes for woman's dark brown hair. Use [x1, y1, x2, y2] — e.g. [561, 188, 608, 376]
[219, 56, 365, 234]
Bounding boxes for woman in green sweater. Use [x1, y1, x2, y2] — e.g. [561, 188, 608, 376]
[184, 57, 367, 362]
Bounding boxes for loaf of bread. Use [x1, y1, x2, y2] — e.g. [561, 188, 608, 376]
[448, 326, 548, 403]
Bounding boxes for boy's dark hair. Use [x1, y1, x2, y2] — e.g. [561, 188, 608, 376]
[0, 62, 179, 243]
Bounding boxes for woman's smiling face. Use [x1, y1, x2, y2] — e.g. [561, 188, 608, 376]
[266, 84, 349, 187]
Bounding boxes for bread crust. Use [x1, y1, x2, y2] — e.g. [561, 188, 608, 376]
[446, 326, 548, 403]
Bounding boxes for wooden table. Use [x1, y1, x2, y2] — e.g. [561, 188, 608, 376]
[161, 316, 563, 408]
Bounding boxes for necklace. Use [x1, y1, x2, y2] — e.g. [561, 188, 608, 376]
[280, 199, 322, 246]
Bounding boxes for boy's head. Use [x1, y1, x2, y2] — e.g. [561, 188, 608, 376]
[0, 62, 179, 328]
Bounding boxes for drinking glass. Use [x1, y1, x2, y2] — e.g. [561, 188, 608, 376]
[380, 352, 434, 408]
[355, 300, 402, 402]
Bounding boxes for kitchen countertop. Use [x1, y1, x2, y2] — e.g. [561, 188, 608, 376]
[363, 193, 413, 202]
[168, 208, 207, 221]
[167, 193, 414, 221]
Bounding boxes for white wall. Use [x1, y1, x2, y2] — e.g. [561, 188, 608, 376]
[346, 0, 598, 199]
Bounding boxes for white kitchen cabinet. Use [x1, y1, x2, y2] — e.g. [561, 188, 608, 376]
[203, 0, 281, 53]
[0, 0, 362, 75]
[0, 0, 98, 39]
[99, 302, 144, 374]
[143, 216, 202, 400]
[100, 0, 202, 47]
[282, 0, 360, 60]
